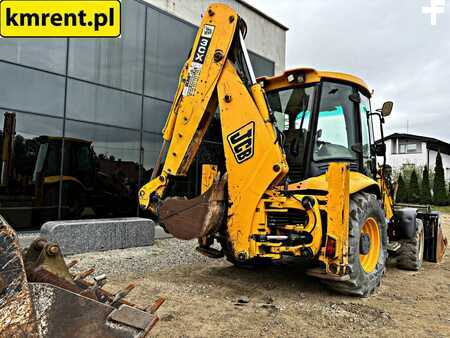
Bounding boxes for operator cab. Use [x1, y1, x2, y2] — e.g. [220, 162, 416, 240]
[260, 68, 388, 182]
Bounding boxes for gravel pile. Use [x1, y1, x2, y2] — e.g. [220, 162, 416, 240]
[15, 228, 217, 280]
[65, 239, 213, 279]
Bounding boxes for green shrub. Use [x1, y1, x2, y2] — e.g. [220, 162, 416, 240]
[396, 173, 408, 203]
[408, 169, 420, 203]
[420, 166, 432, 204]
[433, 152, 448, 205]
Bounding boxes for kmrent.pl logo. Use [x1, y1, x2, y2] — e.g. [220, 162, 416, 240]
[0, 0, 121, 37]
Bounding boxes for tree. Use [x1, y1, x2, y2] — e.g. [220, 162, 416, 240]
[433, 151, 448, 205]
[447, 183, 450, 205]
[396, 173, 408, 203]
[408, 169, 420, 203]
[420, 166, 432, 204]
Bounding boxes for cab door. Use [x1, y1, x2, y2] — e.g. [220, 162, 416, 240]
[307, 81, 374, 178]
[358, 91, 376, 178]
[307, 81, 359, 177]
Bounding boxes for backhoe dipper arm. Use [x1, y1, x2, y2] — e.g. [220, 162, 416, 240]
[139, 4, 283, 214]
[139, 4, 238, 212]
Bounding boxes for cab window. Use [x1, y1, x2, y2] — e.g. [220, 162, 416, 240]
[267, 86, 314, 133]
[313, 82, 357, 161]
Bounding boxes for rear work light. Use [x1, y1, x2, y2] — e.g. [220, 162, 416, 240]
[325, 236, 336, 258]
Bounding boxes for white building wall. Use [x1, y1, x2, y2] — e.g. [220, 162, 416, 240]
[383, 139, 450, 181]
[143, 0, 287, 73]
[384, 140, 428, 169]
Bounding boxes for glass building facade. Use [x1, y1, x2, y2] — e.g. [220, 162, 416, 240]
[0, 0, 275, 228]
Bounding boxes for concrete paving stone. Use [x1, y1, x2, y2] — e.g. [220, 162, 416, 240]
[40, 217, 155, 255]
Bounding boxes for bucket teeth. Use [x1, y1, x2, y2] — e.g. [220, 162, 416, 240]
[74, 267, 95, 281]
[23, 238, 160, 310]
[93, 274, 107, 283]
[1, 216, 163, 336]
[66, 259, 79, 269]
[145, 297, 166, 314]
[110, 284, 136, 306]
[81, 274, 108, 298]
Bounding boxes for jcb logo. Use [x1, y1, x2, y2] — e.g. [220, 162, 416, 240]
[227, 122, 255, 164]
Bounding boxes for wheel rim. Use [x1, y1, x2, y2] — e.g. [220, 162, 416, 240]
[418, 228, 424, 261]
[359, 217, 381, 273]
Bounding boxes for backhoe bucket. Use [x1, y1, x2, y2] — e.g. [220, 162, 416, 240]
[423, 212, 448, 263]
[0, 216, 163, 337]
[159, 174, 227, 240]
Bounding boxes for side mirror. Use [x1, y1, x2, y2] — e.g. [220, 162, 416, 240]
[380, 101, 393, 117]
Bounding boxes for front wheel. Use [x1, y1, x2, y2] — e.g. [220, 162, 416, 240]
[396, 219, 424, 271]
[324, 192, 388, 297]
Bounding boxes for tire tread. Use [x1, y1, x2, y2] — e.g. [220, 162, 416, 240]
[324, 192, 388, 297]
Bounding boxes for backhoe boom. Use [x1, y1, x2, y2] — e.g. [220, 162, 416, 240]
[138, 3, 288, 230]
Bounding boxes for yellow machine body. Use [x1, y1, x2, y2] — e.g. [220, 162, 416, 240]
[139, 3, 396, 281]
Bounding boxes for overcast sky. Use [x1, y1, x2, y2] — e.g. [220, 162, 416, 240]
[246, 0, 450, 142]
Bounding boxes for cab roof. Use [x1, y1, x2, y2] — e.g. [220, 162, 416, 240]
[258, 67, 371, 97]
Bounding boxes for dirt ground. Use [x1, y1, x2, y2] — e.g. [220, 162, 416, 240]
[105, 216, 450, 338]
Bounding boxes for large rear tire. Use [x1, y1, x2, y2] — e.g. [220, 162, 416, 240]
[396, 219, 424, 271]
[324, 192, 388, 297]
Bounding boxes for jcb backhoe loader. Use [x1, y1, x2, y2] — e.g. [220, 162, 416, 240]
[139, 3, 447, 296]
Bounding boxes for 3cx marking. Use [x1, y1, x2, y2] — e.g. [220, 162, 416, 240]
[182, 24, 214, 97]
[227, 121, 255, 164]
[194, 24, 214, 64]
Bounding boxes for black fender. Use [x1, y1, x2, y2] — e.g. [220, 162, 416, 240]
[394, 208, 417, 239]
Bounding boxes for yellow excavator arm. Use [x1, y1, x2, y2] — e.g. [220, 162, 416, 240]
[139, 3, 287, 220]
[139, 4, 238, 211]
